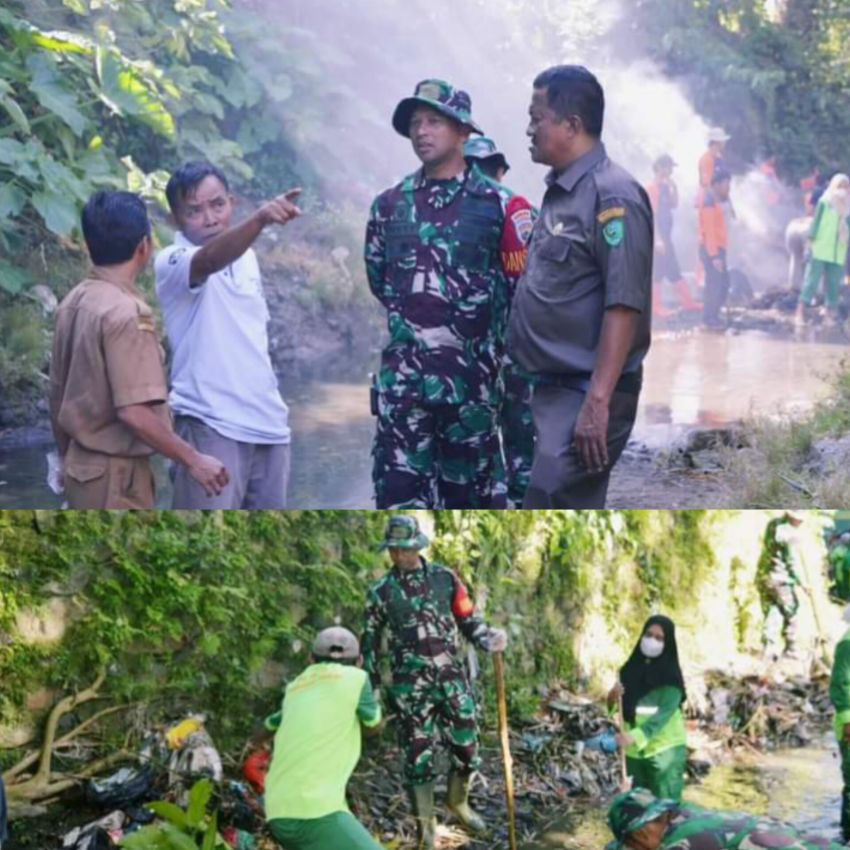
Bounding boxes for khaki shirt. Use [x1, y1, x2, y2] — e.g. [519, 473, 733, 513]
[507, 143, 653, 378]
[49, 271, 170, 458]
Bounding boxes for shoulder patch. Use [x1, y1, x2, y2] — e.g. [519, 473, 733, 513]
[602, 218, 625, 247]
[597, 206, 626, 225]
[168, 247, 187, 266]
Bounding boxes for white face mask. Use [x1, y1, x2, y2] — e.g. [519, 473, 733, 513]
[640, 636, 665, 658]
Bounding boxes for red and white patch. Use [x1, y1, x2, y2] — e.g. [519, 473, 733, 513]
[510, 207, 534, 245]
[452, 578, 475, 618]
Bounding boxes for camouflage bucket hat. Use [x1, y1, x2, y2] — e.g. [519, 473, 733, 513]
[392, 78, 483, 138]
[464, 136, 510, 172]
[606, 789, 679, 850]
[378, 515, 430, 551]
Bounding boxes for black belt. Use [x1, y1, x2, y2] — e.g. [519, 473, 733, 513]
[536, 368, 642, 396]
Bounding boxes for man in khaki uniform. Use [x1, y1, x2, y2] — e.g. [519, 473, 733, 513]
[49, 191, 229, 509]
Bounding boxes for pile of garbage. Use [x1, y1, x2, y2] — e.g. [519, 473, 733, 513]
[689, 669, 832, 751]
[349, 688, 623, 849]
[55, 714, 266, 850]
[15, 670, 837, 850]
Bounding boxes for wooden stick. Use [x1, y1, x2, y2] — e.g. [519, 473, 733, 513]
[617, 694, 629, 787]
[493, 652, 517, 850]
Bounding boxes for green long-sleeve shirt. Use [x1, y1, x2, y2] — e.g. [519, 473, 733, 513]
[830, 629, 850, 740]
[623, 685, 686, 758]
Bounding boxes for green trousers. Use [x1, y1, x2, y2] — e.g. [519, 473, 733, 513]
[626, 744, 687, 802]
[840, 740, 850, 840]
[268, 812, 383, 850]
[800, 258, 844, 309]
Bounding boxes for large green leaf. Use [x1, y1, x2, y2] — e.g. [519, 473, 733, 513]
[0, 183, 27, 218]
[159, 823, 200, 850]
[96, 47, 175, 138]
[0, 138, 27, 166]
[0, 92, 31, 134]
[147, 801, 190, 829]
[31, 189, 79, 236]
[26, 53, 89, 136]
[0, 259, 32, 295]
[186, 778, 213, 828]
[201, 812, 218, 850]
[39, 156, 90, 202]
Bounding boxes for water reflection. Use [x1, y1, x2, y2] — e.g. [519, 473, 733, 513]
[526, 741, 842, 849]
[0, 330, 846, 508]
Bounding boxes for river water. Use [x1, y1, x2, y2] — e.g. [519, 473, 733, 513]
[527, 740, 843, 849]
[0, 329, 846, 509]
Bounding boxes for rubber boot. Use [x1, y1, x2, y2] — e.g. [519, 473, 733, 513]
[410, 782, 437, 850]
[674, 278, 700, 311]
[446, 770, 486, 835]
[652, 282, 675, 319]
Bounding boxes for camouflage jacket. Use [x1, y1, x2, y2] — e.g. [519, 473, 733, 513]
[365, 163, 534, 406]
[361, 559, 489, 689]
[662, 802, 844, 850]
[757, 517, 801, 589]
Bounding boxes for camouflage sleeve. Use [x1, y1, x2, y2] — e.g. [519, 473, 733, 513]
[450, 571, 490, 648]
[364, 196, 390, 307]
[500, 194, 536, 295]
[361, 585, 387, 690]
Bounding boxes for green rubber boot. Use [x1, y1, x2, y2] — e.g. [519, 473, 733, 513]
[446, 770, 486, 834]
[410, 782, 437, 850]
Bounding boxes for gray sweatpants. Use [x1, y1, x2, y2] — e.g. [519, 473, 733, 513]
[171, 416, 290, 509]
[522, 384, 639, 508]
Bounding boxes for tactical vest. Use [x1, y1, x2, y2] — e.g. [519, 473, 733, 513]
[384, 168, 503, 278]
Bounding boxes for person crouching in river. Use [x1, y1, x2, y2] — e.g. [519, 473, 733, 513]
[607, 615, 687, 801]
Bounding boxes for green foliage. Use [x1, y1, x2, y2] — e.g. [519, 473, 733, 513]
[121, 778, 221, 850]
[0, 509, 769, 748]
[622, 0, 850, 178]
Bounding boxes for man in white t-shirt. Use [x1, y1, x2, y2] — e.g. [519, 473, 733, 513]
[155, 161, 301, 508]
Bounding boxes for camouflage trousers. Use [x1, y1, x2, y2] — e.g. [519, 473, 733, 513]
[390, 671, 481, 785]
[762, 579, 800, 655]
[500, 363, 535, 508]
[373, 394, 506, 509]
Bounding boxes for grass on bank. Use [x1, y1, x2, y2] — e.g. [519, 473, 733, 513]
[721, 360, 850, 508]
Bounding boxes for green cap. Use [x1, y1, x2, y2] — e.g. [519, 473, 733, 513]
[392, 79, 483, 138]
[378, 515, 430, 551]
[606, 789, 679, 850]
[464, 136, 509, 173]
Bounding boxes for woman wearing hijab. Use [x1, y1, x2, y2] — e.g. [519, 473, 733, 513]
[795, 172, 850, 325]
[607, 615, 687, 801]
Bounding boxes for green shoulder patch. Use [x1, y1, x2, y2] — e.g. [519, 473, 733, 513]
[603, 218, 625, 247]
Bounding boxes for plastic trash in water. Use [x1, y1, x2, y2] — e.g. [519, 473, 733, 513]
[581, 730, 618, 753]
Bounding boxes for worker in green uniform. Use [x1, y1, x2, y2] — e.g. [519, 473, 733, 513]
[829, 532, 850, 603]
[264, 627, 384, 850]
[608, 615, 687, 801]
[830, 606, 850, 841]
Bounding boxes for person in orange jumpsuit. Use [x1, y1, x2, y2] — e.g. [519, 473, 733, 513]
[646, 154, 700, 318]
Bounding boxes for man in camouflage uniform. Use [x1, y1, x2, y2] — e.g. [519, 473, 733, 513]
[463, 136, 537, 507]
[361, 515, 508, 849]
[756, 512, 804, 658]
[365, 79, 534, 509]
[607, 788, 848, 850]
